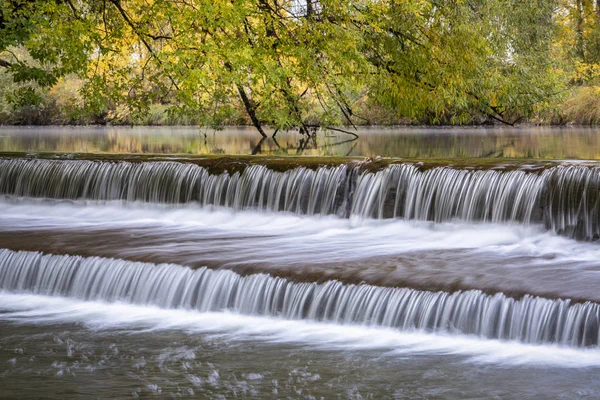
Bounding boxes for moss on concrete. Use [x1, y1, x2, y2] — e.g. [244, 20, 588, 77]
[0, 151, 588, 174]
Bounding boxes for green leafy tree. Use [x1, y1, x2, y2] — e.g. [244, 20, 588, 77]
[0, 0, 572, 131]
[361, 0, 564, 125]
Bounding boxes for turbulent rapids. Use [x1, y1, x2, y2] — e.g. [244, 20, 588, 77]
[1, 248, 599, 348]
[0, 158, 599, 239]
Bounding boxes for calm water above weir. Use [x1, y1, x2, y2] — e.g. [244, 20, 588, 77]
[2, 128, 600, 398]
[4, 125, 600, 158]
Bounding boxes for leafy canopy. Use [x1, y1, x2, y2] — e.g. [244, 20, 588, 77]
[0, 0, 568, 131]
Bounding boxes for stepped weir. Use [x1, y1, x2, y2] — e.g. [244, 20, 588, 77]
[1, 248, 599, 348]
[0, 158, 598, 239]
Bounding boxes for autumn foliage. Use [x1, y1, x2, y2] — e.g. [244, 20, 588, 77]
[0, 1, 598, 130]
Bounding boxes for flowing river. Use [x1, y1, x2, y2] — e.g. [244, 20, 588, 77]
[3, 127, 600, 398]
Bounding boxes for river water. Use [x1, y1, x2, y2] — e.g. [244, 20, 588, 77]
[2, 125, 600, 158]
[3, 294, 600, 399]
[2, 127, 600, 399]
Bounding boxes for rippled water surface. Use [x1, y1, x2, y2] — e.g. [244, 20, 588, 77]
[3, 125, 600, 158]
[2, 294, 600, 399]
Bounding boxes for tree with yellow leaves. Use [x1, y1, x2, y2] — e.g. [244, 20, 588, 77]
[0, 0, 572, 132]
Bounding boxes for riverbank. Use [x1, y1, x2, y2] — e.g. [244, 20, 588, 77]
[2, 79, 600, 127]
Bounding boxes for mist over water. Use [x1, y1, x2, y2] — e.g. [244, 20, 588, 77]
[3, 292, 600, 367]
[3, 295, 600, 399]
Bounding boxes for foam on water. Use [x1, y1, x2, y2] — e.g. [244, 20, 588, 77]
[1, 159, 600, 239]
[0, 198, 599, 264]
[2, 199, 600, 302]
[1, 249, 600, 348]
[1, 292, 600, 367]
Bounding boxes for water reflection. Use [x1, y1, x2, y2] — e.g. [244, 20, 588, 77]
[3, 126, 600, 159]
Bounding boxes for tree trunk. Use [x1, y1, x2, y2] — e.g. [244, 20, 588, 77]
[225, 61, 267, 138]
[306, 0, 313, 18]
[576, 0, 586, 61]
[236, 84, 267, 138]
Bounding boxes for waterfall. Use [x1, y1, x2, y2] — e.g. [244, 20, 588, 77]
[0, 248, 598, 348]
[1, 158, 600, 239]
[0, 159, 349, 216]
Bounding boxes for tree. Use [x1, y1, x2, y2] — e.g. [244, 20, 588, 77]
[0, 0, 570, 131]
[361, 0, 564, 125]
[1, 0, 370, 134]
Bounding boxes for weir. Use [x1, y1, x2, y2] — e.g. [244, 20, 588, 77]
[0, 158, 599, 239]
[0, 248, 598, 348]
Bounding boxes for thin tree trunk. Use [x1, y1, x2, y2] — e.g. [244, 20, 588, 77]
[224, 60, 267, 138]
[576, 0, 586, 61]
[236, 84, 267, 138]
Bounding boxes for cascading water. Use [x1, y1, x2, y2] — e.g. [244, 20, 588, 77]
[0, 248, 598, 348]
[0, 159, 349, 216]
[0, 158, 599, 239]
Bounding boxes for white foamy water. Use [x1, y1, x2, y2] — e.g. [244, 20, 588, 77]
[1, 159, 600, 239]
[1, 199, 600, 301]
[4, 147, 600, 397]
[3, 248, 598, 348]
[1, 198, 598, 261]
[2, 292, 600, 368]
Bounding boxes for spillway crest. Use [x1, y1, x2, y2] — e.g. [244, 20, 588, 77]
[0, 159, 599, 239]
